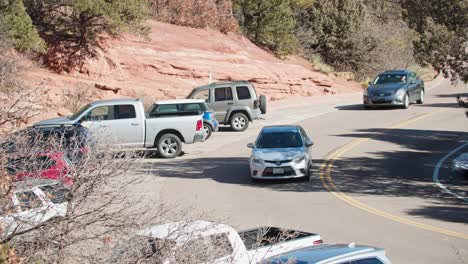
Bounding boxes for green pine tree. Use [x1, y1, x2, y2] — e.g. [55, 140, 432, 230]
[233, 0, 297, 56]
[0, 0, 45, 52]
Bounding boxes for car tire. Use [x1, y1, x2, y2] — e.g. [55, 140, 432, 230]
[402, 93, 409, 109]
[416, 90, 424, 104]
[157, 133, 182, 158]
[363, 105, 371, 110]
[251, 177, 260, 183]
[259, 95, 267, 114]
[230, 113, 249, 132]
[203, 123, 212, 140]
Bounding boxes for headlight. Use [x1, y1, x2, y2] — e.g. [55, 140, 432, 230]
[294, 155, 307, 163]
[395, 89, 405, 97]
[252, 157, 264, 165]
[363, 89, 369, 96]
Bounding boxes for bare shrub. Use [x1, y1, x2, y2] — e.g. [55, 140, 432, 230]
[0, 34, 43, 135]
[149, 0, 239, 33]
[61, 84, 94, 113]
[308, 54, 335, 75]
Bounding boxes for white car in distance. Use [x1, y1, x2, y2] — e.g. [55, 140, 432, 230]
[247, 125, 313, 181]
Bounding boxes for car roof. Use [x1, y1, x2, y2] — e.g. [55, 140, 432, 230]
[261, 125, 301, 133]
[155, 99, 206, 104]
[13, 179, 63, 192]
[269, 244, 383, 264]
[380, 70, 411, 75]
[193, 80, 251, 90]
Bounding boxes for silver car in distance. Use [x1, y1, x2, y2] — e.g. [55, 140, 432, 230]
[247, 125, 313, 181]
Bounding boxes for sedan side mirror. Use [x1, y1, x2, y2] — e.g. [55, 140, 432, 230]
[306, 140, 314, 147]
[410, 80, 416, 84]
[247, 143, 255, 148]
[368, 81, 373, 86]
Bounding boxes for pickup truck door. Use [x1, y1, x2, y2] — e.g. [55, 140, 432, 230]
[81, 104, 144, 148]
[211, 87, 234, 122]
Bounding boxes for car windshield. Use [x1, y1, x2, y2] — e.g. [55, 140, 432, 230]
[257, 131, 303, 148]
[70, 104, 91, 120]
[374, 74, 406, 85]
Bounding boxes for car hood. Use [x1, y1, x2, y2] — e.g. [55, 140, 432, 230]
[252, 147, 306, 161]
[368, 83, 407, 94]
[34, 117, 76, 126]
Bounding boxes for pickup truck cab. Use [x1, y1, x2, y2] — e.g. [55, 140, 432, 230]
[108, 220, 322, 263]
[187, 81, 267, 132]
[34, 99, 205, 158]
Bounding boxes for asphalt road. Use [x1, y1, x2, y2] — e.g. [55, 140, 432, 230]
[138, 77, 467, 264]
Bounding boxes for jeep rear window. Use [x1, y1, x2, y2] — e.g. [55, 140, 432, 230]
[236, 86, 251, 100]
[214, 87, 233, 101]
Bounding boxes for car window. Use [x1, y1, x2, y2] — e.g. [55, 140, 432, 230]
[350, 258, 384, 264]
[84, 106, 111, 121]
[215, 87, 233, 102]
[39, 185, 70, 204]
[179, 103, 203, 112]
[16, 191, 43, 211]
[114, 105, 136, 119]
[257, 131, 304, 148]
[374, 74, 406, 84]
[236, 86, 251, 100]
[149, 103, 203, 117]
[191, 90, 210, 101]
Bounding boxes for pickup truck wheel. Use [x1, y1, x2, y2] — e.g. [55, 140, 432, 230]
[157, 134, 182, 158]
[230, 113, 249, 132]
[203, 123, 212, 140]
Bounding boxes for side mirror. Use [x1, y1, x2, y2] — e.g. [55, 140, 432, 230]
[306, 140, 314, 147]
[247, 143, 255, 149]
[410, 80, 416, 84]
[368, 81, 372, 86]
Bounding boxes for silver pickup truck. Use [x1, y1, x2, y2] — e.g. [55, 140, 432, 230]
[34, 99, 205, 158]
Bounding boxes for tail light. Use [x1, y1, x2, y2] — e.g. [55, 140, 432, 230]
[196, 119, 203, 131]
[313, 240, 323, 245]
[254, 100, 259, 109]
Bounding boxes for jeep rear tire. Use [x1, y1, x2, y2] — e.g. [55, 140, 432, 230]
[230, 113, 249, 132]
[157, 133, 182, 158]
[259, 95, 267, 114]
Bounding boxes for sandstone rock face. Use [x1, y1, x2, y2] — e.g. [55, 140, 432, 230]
[26, 20, 361, 120]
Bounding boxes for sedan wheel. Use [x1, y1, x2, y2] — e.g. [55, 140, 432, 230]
[416, 90, 424, 104]
[402, 94, 409, 109]
[203, 123, 212, 139]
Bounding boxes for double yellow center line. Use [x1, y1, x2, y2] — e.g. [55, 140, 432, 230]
[320, 109, 468, 240]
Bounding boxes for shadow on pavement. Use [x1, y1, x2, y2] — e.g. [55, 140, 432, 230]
[335, 104, 402, 111]
[406, 204, 468, 224]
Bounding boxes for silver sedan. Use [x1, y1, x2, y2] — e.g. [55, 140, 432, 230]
[247, 125, 313, 181]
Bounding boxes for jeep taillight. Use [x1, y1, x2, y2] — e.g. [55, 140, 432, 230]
[196, 119, 203, 131]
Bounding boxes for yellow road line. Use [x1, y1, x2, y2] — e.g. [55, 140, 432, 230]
[320, 109, 468, 240]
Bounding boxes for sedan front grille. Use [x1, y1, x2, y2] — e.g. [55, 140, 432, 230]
[372, 92, 393, 97]
[264, 160, 292, 165]
[372, 100, 393, 104]
[262, 166, 296, 177]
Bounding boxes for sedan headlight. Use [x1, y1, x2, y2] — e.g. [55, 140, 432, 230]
[395, 89, 405, 97]
[252, 157, 264, 165]
[294, 155, 307, 163]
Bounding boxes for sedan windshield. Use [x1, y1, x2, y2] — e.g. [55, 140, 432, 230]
[257, 132, 303, 149]
[374, 74, 406, 84]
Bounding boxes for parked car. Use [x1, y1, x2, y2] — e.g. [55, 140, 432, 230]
[34, 99, 205, 158]
[452, 152, 468, 176]
[147, 99, 218, 140]
[107, 220, 322, 264]
[187, 80, 267, 132]
[247, 125, 313, 181]
[265, 243, 392, 264]
[0, 180, 69, 239]
[8, 152, 74, 187]
[363, 70, 424, 109]
[1, 125, 91, 162]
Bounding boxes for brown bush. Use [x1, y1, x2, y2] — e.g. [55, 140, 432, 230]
[148, 0, 239, 33]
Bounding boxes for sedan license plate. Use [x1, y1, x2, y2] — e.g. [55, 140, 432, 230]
[273, 168, 284, 174]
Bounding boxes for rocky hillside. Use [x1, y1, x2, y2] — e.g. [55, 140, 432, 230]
[26, 20, 361, 118]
